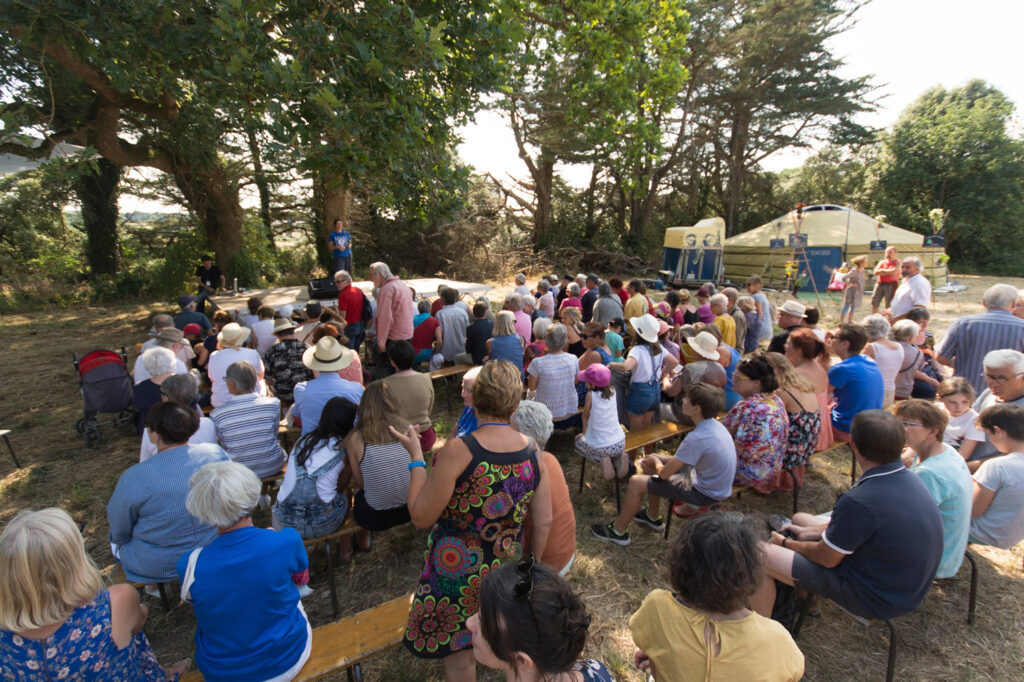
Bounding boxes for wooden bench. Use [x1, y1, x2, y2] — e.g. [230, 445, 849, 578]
[182, 593, 413, 682]
[301, 516, 365, 619]
[108, 564, 176, 613]
[278, 423, 301, 451]
[427, 363, 475, 411]
[578, 420, 694, 513]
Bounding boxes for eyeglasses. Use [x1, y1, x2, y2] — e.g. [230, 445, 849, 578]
[981, 371, 1024, 383]
[580, 334, 593, 339]
[514, 553, 542, 637]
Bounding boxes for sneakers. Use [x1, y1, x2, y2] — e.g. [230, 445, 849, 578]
[591, 523, 631, 546]
[672, 503, 715, 518]
[633, 509, 665, 531]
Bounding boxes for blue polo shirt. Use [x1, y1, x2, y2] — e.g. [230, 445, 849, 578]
[292, 374, 364, 435]
[823, 461, 943, 619]
[828, 354, 883, 433]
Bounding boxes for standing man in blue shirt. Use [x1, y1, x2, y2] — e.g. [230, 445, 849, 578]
[327, 218, 352, 275]
[826, 323, 883, 442]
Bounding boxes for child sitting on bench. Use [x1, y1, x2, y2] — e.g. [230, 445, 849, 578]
[574, 364, 627, 480]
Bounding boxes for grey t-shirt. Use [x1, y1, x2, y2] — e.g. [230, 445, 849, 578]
[436, 304, 470, 360]
[969, 391, 1024, 460]
[969, 451, 1024, 549]
[673, 418, 737, 500]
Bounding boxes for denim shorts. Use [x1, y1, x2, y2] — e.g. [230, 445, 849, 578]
[626, 381, 660, 416]
[272, 495, 348, 540]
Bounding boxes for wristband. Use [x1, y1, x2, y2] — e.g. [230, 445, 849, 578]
[782, 537, 788, 549]
[409, 461, 427, 471]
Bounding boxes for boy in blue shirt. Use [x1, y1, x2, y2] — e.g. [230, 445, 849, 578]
[826, 323, 883, 441]
[327, 218, 352, 273]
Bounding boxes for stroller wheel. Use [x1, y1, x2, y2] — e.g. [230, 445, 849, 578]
[75, 418, 87, 434]
[84, 422, 102, 447]
[116, 410, 135, 429]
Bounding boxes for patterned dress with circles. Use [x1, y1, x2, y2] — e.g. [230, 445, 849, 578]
[404, 432, 540, 658]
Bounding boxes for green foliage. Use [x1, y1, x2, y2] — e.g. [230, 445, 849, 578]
[870, 80, 1024, 273]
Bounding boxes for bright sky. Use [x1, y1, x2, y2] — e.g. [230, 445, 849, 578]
[457, 0, 1024, 182]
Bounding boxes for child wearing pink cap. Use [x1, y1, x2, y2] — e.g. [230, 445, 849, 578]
[575, 364, 627, 480]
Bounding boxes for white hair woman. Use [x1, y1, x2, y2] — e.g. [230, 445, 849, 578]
[861, 313, 904, 406]
[524, 316, 553, 372]
[488, 311, 525, 377]
[892, 319, 924, 401]
[511, 400, 577, 576]
[527, 323, 582, 428]
[0, 508, 188, 679]
[133, 346, 179, 433]
[451, 365, 483, 439]
[181, 461, 312, 681]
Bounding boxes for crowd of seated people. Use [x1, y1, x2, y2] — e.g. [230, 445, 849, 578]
[8, 265, 1024, 682]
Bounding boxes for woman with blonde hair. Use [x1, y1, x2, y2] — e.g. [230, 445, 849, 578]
[487, 311, 525, 378]
[763, 352, 821, 492]
[394, 360, 552, 681]
[346, 380, 412, 536]
[559, 306, 585, 356]
[0, 508, 187, 679]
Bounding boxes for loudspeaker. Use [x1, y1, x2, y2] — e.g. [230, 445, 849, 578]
[307, 277, 339, 300]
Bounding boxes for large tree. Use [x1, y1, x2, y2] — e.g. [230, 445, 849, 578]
[871, 80, 1024, 273]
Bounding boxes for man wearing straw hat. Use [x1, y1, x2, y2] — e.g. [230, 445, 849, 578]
[262, 317, 313, 406]
[292, 337, 364, 435]
[767, 300, 807, 354]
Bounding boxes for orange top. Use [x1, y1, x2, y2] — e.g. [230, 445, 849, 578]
[524, 451, 576, 572]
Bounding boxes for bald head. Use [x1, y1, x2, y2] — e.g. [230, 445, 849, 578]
[153, 314, 174, 331]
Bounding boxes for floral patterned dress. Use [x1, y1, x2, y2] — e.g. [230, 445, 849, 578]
[723, 393, 789, 489]
[0, 589, 170, 681]
[404, 432, 540, 658]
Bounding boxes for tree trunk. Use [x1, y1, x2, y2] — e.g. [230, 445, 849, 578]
[312, 172, 349, 272]
[73, 158, 121, 276]
[174, 161, 244, 281]
[532, 156, 554, 248]
[724, 110, 750, 236]
[245, 125, 276, 252]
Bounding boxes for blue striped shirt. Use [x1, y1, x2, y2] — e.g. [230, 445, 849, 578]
[936, 309, 1024, 396]
[211, 393, 286, 478]
[107, 442, 229, 582]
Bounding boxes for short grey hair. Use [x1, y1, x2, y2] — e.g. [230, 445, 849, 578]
[225, 361, 258, 393]
[983, 349, 1024, 373]
[369, 261, 393, 279]
[160, 373, 199, 405]
[903, 256, 923, 270]
[861, 314, 891, 340]
[891, 319, 920, 343]
[463, 365, 482, 383]
[598, 282, 613, 298]
[545, 322, 568, 351]
[709, 293, 728, 309]
[721, 287, 739, 303]
[568, 283, 580, 297]
[141, 347, 177, 376]
[533, 316, 552, 340]
[983, 283, 1019, 310]
[186, 461, 261, 529]
[508, 293, 525, 311]
[537, 279, 550, 293]
[511, 400, 554, 449]
[515, 273, 527, 284]
[334, 269, 352, 284]
[417, 299, 431, 313]
[152, 314, 174, 331]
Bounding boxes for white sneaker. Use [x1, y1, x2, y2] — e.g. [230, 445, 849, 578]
[144, 584, 161, 597]
[258, 494, 271, 510]
[297, 584, 314, 598]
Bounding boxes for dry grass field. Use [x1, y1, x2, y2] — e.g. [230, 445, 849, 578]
[0, 272, 1021, 681]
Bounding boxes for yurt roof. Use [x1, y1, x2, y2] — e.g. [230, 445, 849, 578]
[724, 206, 927, 248]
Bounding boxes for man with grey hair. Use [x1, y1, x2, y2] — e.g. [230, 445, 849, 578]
[327, 269, 368, 350]
[967, 349, 1024, 469]
[709, 293, 736, 348]
[174, 294, 213, 335]
[721, 287, 747, 352]
[368, 261, 413, 368]
[935, 283, 1024, 396]
[210, 361, 286, 479]
[888, 256, 932, 319]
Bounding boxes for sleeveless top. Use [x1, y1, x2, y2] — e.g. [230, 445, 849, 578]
[404, 432, 540, 659]
[871, 343, 904, 393]
[0, 589, 168, 681]
[361, 441, 411, 510]
[780, 389, 821, 470]
[586, 391, 626, 448]
[489, 335, 524, 376]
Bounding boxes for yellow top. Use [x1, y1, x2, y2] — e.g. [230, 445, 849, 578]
[713, 314, 737, 349]
[630, 589, 804, 682]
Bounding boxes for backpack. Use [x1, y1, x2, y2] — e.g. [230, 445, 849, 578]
[360, 289, 373, 323]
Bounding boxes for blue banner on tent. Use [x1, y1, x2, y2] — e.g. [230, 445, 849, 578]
[923, 235, 945, 248]
[788, 233, 808, 248]
[769, 239, 785, 250]
[870, 240, 887, 251]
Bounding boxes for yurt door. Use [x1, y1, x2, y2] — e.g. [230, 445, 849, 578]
[804, 247, 843, 290]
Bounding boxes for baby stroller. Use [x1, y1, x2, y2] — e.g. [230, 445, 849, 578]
[73, 347, 136, 446]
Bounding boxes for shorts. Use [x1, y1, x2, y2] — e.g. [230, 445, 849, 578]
[626, 381, 660, 416]
[575, 433, 626, 462]
[791, 554, 873, 620]
[871, 282, 897, 309]
[272, 495, 348, 540]
[353, 490, 411, 531]
[645, 475, 719, 506]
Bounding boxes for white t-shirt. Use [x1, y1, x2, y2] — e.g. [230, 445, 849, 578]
[278, 438, 346, 504]
[139, 417, 217, 462]
[890, 273, 932, 317]
[942, 407, 985, 451]
[970, 451, 1024, 549]
[133, 357, 188, 385]
[628, 345, 665, 383]
[514, 285, 532, 298]
[251, 319, 277, 355]
[584, 391, 625, 448]
[208, 347, 266, 408]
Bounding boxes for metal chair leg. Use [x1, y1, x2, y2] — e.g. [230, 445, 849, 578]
[351, 663, 363, 682]
[883, 618, 897, 682]
[663, 505, 672, 539]
[578, 458, 586, 493]
[324, 540, 340, 620]
[965, 550, 978, 625]
[2, 434, 21, 468]
[792, 592, 814, 638]
[156, 582, 171, 613]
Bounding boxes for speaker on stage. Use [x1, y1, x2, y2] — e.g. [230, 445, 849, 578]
[307, 277, 339, 300]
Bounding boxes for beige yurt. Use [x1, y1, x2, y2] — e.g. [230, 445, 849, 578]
[723, 205, 946, 290]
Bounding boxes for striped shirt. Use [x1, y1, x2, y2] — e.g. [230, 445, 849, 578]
[360, 441, 411, 511]
[528, 352, 580, 420]
[936, 309, 1024, 396]
[107, 443, 229, 582]
[211, 393, 286, 478]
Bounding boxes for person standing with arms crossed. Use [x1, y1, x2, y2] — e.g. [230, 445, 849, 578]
[871, 246, 900, 314]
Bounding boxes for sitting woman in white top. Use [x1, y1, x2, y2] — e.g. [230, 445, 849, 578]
[179, 461, 312, 682]
[207, 323, 266, 408]
[346, 380, 413, 533]
[970, 403, 1024, 550]
[861, 314, 903, 407]
[574, 363, 627, 481]
[139, 373, 217, 462]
